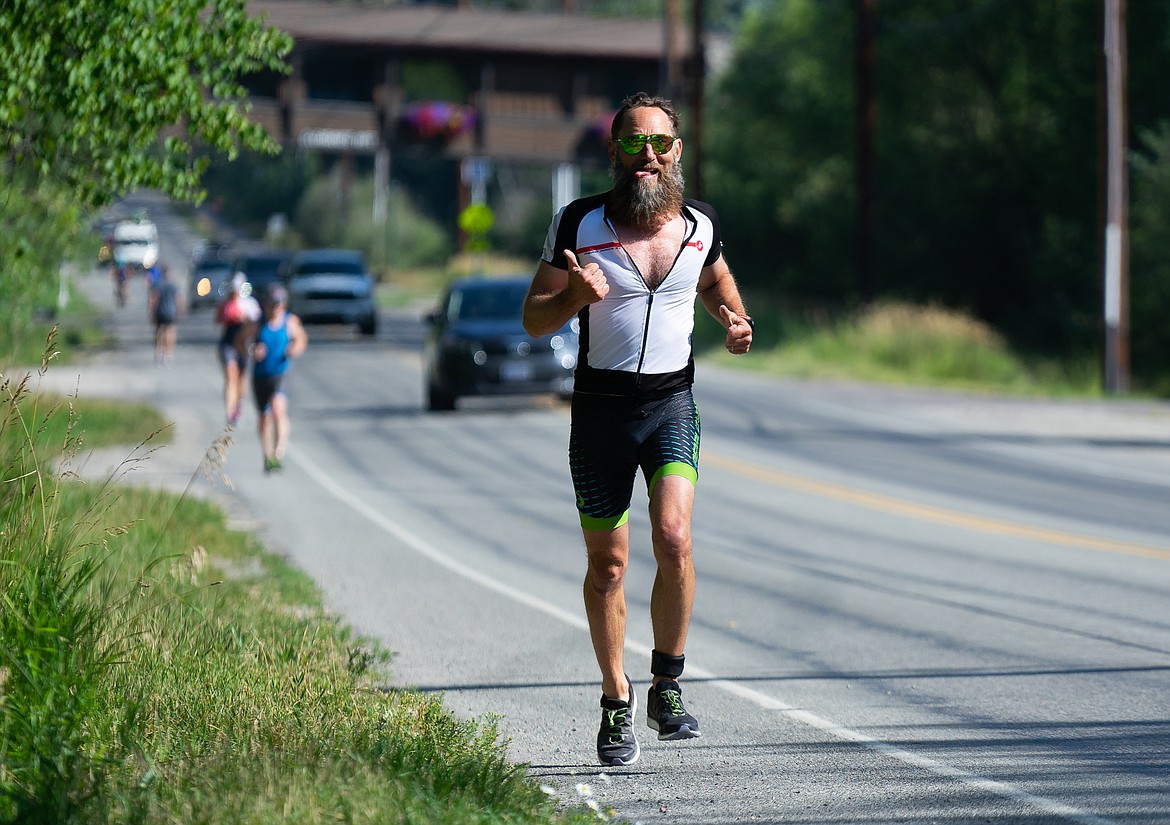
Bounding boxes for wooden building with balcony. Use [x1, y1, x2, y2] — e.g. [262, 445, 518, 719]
[244, 1, 698, 168]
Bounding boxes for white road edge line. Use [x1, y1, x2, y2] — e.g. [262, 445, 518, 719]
[290, 447, 1118, 825]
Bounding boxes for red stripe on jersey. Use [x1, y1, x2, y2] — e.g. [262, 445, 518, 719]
[577, 242, 622, 254]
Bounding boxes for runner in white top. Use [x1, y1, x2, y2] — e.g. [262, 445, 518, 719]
[540, 191, 723, 394]
[523, 92, 753, 767]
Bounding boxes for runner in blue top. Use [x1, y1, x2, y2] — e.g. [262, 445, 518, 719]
[244, 283, 308, 472]
[523, 92, 753, 767]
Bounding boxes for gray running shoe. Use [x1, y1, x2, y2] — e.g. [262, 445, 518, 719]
[647, 679, 701, 740]
[597, 679, 640, 766]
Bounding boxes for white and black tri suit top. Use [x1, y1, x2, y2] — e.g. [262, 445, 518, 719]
[541, 193, 724, 401]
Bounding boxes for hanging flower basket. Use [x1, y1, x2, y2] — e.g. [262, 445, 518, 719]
[398, 101, 477, 143]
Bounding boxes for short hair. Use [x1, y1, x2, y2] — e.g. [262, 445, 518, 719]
[610, 92, 680, 139]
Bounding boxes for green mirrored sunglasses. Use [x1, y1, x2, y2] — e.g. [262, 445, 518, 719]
[616, 133, 677, 155]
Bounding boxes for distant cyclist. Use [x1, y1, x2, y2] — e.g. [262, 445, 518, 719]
[242, 283, 308, 473]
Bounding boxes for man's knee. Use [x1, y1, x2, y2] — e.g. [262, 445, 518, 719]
[652, 510, 692, 560]
[655, 531, 687, 575]
[589, 558, 627, 591]
[585, 541, 629, 592]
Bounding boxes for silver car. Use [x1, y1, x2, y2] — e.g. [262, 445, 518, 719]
[285, 249, 378, 336]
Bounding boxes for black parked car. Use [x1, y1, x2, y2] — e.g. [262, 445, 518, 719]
[423, 276, 578, 411]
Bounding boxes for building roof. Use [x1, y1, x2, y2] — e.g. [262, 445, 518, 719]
[248, 0, 688, 60]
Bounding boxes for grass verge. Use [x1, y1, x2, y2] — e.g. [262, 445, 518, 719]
[696, 299, 1104, 397]
[0, 345, 599, 825]
[0, 281, 114, 373]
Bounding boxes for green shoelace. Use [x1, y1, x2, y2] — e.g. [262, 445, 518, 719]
[659, 689, 685, 717]
[603, 707, 630, 742]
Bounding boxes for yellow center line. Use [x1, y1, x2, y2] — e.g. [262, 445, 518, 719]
[705, 451, 1170, 561]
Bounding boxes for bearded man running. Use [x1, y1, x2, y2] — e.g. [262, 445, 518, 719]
[523, 91, 754, 767]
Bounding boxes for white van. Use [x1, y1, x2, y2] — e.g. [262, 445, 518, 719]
[112, 220, 159, 269]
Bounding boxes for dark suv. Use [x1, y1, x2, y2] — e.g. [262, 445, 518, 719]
[423, 276, 577, 411]
[285, 248, 378, 336]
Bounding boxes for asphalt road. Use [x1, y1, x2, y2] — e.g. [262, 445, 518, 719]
[40, 194, 1170, 824]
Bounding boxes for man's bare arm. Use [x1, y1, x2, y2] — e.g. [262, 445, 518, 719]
[697, 255, 753, 355]
[523, 251, 609, 337]
[287, 315, 309, 358]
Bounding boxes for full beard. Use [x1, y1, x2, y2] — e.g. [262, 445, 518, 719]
[608, 156, 686, 228]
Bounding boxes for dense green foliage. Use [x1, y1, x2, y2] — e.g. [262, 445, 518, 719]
[0, 184, 93, 356]
[0, 0, 291, 206]
[707, 0, 1170, 390]
[199, 150, 320, 240]
[1129, 124, 1170, 396]
[0, 0, 291, 356]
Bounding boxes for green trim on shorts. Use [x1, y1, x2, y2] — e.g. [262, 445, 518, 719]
[580, 510, 630, 531]
[647, 461, 698, 500]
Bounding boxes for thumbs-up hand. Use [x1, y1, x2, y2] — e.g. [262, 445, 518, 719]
[564, 249, 609, 305]
[720, 305, 753, 355]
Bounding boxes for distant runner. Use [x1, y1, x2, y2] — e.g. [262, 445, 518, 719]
[242, 283, 308, 473]
[215, 272, 261, 426]
[147, 264, 183, 366]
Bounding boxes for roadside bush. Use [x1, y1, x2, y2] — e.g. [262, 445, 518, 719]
[837, 301, 1023, 385]
[200, 151, 318, 240]
[703, 299, 1098, 395]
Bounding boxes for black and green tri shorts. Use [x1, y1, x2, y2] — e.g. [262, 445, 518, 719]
[569, 389, 701, 531]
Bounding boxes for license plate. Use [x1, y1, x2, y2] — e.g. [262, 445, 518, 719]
[500, 361, 533, 382]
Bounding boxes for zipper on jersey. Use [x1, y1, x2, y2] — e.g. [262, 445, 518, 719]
[604, 216, 655, 386]
[634, 292, 654, 385]
[604, 213, 698, 388]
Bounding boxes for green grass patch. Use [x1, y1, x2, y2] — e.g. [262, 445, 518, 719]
[697, 299, 1103, 397]
[21, 392, 170, 454]
[0, 286, 114, 373]
[1, 367, 597, 824]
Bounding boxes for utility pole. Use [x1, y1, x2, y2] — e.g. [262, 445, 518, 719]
[1103, 0, 1130, 393]
[854, 0, 878, 305]
[689, 0, 705, 199]
[663, 0, 684, 103]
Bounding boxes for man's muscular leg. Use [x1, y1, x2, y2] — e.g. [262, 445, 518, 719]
[648, 474, 696, 683]
[583, 522, 631, 701]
